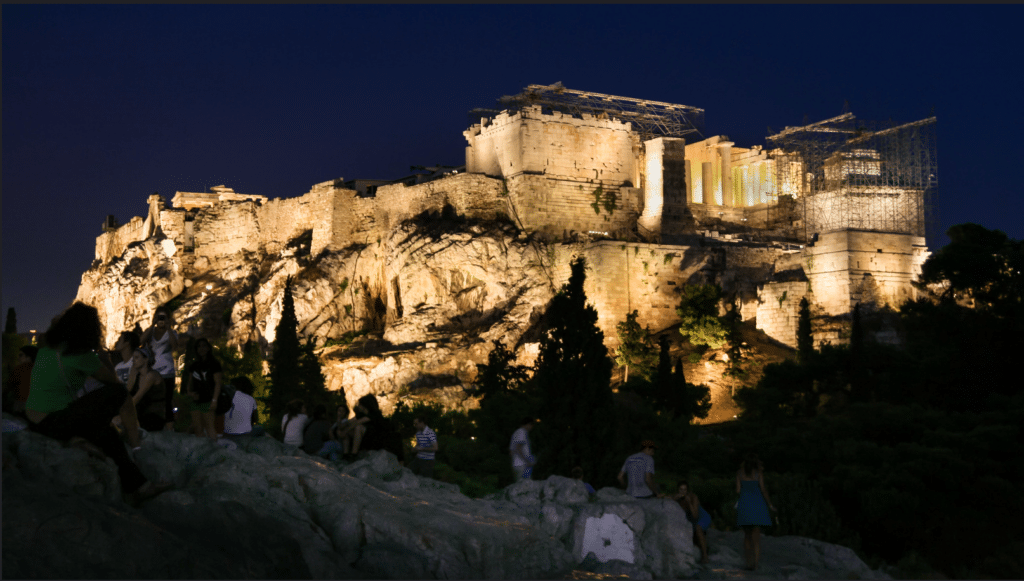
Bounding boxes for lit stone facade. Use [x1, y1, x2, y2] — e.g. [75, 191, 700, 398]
[92, 92, 932, 350]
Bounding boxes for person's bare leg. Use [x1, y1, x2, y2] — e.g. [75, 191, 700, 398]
[351, 424, 365, 454]
[752, 526, 761, 570]
[696, 526, 709, 563]
[118, 394, 142, 448]
[743, 526, 754, 570]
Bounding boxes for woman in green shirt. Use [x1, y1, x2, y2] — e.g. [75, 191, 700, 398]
[26, 303, 165, 500]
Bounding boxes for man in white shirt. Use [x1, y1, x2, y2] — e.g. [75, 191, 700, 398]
[222, 377, 262, 437]
[509, 417, 536, 481]
[618, 439, 659, 499]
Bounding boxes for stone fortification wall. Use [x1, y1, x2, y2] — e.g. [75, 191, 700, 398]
[506, 174, 641, 237]
[371, 173, 507, 233]
[805, 230, 928, 315]
[721, 246, 797, 321]
[756, 281, 813, 348]
[465, 106, 637, 184]
[583, 241, 718, 347]
[94, 217, 146, 264]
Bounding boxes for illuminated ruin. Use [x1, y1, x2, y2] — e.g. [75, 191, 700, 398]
[89, 83, 936, 350]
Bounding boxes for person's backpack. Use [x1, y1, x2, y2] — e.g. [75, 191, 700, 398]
[214, 382, 237, 416]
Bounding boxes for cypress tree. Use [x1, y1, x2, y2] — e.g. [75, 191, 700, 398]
[797, 297, 814, 362]
[533, 256, 615, 481]
[269, 279, 302, 420]
[4, 307, 16, 335]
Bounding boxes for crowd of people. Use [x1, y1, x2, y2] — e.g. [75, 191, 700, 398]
[5, 301, 779, 570]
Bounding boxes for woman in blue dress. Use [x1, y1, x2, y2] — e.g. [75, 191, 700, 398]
[735, 453, 776, 571]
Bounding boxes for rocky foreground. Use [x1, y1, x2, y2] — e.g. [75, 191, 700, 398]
[2, 420, 888, 580]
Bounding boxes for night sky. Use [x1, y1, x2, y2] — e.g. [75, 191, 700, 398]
[4, 5, 1023, 334]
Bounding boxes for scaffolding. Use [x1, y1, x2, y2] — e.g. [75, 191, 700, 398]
[765, 113, 937, 244]
[471, 82, 705, 143]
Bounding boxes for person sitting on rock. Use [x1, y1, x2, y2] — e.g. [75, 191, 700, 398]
[222, 376, 261, 438]
[112, 330, 141, 386]
[281, 399, 308, 447]
[509, 417, 536, 481]
[571, 466, 596, 495]
[140, 307, 179, 431]
[618, 439, 659, 499]
[125, 347, 167, 432]
[326, 403, 366, 461]
[301, 404, 332, 456]
[354, 395, 404, 463]
[24, 302, 169, 504]
[671, 479, 710, 564]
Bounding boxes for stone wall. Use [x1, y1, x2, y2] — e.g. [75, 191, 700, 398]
[507, 174, 641, 238]
[756, 281, 813, 348]
[805, 230, 928, 316]
[372, 173, 508, 234]
[94, 216, 146, 264]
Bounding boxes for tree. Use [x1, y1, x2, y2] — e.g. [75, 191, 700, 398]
[532, 256, 616, 481]
[268, 279, 302, 422]
[474, 340, 529, 400]
[920, 223, 1023, 311]
[677, 284, 728, 349]
[797, 297, 814, 362]
[4, 307, 16, 335]
[614, 310, 658, 383]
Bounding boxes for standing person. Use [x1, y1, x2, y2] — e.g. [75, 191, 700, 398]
[125, 348, 167, 432]
[301, 404, 332, 455]
[222, 376, 261, 438]
[140, 307, 179, 431]
[618, 440, 659, 499]
[509, 417, 535, 481]
[113, 331, 141, 386]
[184, 338, 222, 441]
[6, 345, 38, 414]
[408, 417, 438, 478]
[736, 453, 776, 571]
[281, 399, 308, 447]
[671, 480, 711, 564]
[24, 302, 168, 502]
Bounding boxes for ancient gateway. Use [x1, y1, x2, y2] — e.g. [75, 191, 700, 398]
[85, 84, 936, 352]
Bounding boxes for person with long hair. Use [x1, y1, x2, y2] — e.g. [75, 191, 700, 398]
[184, 338, 222, 441]
[126, 347, 166, 432]
[24, 302, 168, 502]
[222, 376, 261, 437]
[735, 453, 776, 571]
[281, 399, 308, 447]
[140, 306, 179, 430]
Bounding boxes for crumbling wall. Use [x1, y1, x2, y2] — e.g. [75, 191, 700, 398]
[94, 216, 146, 264]
[507, 174, 641, 238]
[372, 173, 507, 233]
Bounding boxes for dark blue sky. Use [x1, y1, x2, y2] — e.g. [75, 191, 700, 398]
[4, 5, 1023, 333]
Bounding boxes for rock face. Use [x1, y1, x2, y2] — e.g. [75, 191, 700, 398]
[2, 421, 889, 580]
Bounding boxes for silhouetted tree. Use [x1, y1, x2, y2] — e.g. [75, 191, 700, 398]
[797, 297, 814, 362]
[615, 310, 658, 383]
[268, 279, 302, 421]
[474, 339, 529, 400]
[533, 256, 615, 480]
[4, 308, 17, 335]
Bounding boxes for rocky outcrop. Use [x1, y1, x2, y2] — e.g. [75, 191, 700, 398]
[2, 420, 889, 580]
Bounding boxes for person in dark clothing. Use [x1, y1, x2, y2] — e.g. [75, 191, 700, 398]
[185, 338, 222, 441]
[355, 395, 404, 463]
[24, 302, 169, 503]
[302, 404, 332, 455]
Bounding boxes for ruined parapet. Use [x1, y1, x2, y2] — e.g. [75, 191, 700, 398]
[170, 186, 267, 211]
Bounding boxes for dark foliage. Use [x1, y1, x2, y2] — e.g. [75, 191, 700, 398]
[796, 297, 813, 362]
[5, 307, 17, 335]
[532, 256, 617, 483]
